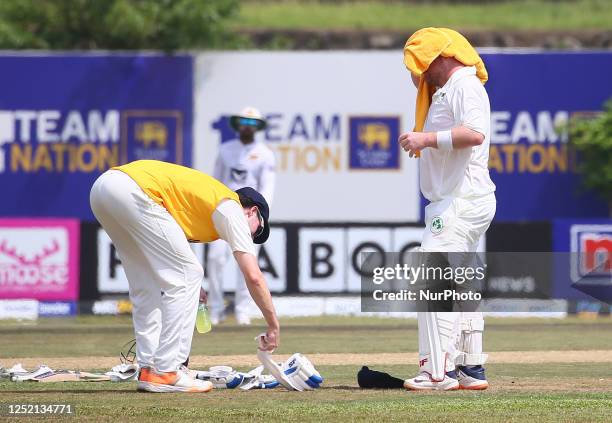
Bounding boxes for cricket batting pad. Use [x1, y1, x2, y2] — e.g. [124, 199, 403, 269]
[455, 312, 488, 366]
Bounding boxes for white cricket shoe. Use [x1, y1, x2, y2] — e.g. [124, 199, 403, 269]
[179, 364, 199, 380]
[404, 371, 459, 391]
[457, 365, 489, 390]
[137, 368, 213, 393]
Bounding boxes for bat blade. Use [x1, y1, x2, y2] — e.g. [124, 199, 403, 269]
[24, 370, 111, 383]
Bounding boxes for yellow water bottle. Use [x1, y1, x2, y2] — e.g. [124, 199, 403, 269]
[196, 303, 212, 334]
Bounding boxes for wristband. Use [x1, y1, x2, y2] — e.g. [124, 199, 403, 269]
[436, 130, 453, 151]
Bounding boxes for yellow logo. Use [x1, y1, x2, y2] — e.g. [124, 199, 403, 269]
[135, 121, 168, 148]
[358, 123, 390, 150]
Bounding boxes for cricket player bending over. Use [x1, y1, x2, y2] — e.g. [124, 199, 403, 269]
[399, 28, 496, 391]
[90, 160, 279, 393]
[209, 106, 276, 325]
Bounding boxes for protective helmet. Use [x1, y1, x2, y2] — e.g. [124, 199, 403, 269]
[230, 107, 267, 131]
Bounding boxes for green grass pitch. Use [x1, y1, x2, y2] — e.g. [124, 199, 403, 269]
[1, 315, 611, 421]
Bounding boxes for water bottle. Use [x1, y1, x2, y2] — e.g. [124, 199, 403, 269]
[195, 303, 212, 334]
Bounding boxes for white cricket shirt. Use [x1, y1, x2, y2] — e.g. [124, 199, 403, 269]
[213, 140, 276, 205]
[420, 66, 496, 202]
[212, 199, 257, 257]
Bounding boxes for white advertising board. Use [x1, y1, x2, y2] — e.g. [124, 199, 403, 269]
[98, 227, 287, 294]
[194, 51, 419, 222]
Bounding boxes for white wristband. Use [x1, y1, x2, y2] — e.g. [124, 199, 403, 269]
[436, 130, 453, 151]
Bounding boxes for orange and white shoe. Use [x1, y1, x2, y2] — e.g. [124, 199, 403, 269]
[137, 367, 213, 393]
[404, 371, 459, 391]
[457, 366, 489, 390]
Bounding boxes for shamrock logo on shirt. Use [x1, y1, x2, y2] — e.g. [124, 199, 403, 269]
[430, 216, 444, 234]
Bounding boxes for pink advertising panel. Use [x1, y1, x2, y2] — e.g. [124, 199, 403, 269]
[0, 219, 80, 301]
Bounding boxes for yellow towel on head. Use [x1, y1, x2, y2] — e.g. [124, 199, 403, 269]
[404, 27, 488, 132]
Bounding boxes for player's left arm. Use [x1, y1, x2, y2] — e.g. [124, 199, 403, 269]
[399, 127, 483, 156]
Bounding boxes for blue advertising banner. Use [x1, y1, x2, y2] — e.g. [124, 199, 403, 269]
[0, 54, 193, 221]
[481, 52, 610, 221]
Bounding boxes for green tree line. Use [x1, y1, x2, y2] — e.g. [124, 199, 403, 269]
[0, 0, 241, 51]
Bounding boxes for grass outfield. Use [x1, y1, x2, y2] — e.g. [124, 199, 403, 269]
[1, 316, 612, 421]
[232, 0, 612, 31]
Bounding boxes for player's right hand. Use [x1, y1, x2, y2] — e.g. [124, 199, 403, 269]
[199, 287, 208, 304]
[260, 327, 279, 352]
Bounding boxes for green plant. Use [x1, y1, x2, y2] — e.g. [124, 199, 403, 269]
[568, 98, 612, 211]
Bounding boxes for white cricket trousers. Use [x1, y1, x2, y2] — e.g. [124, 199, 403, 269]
[418, 193, 496, 373]
[207, 239, 255, 318]
[421, 193, 496, 253]
[90, 170, 203, 372]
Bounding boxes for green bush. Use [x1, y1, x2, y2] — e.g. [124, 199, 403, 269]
[0, 0, 243, 51]
[568, 99, 612, 212]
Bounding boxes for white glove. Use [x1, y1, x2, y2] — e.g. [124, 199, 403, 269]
[239, 366, 280, 390]
[281, 353, 324, 391]
[195, 365, 244, 389]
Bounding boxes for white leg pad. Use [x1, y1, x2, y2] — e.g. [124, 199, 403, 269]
[455, 312, 487, 366]
[454, 352, 488, 366]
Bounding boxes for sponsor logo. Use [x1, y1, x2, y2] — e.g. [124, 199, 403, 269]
[39, 301, 76, 317]
[0, 109, 119, 174]
[570, 224, 612, 283]
[0, 220, 78, 300]
[419, 358, 428, 367]
[135, 121, 168, 148]
[0, 109, 183, 174]
[0, 299, 39, 320]
[92, 300, 119, 315]
[430, 216, 444, 234]
[122, 111, 182, 164]
[348, 116, 400, 170]
[0, 233, 68, 288]
[488, 110, 577, 175]
[213, 113, 342, 173]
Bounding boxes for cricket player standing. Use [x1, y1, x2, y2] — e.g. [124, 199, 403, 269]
[399, 28, 496, 391]
[90, 160, 279, 393]
[208, 107, 276, 325]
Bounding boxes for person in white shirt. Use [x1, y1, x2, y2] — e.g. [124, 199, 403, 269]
[208, 107, 276, 325]
[400, 28, 496, 391]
